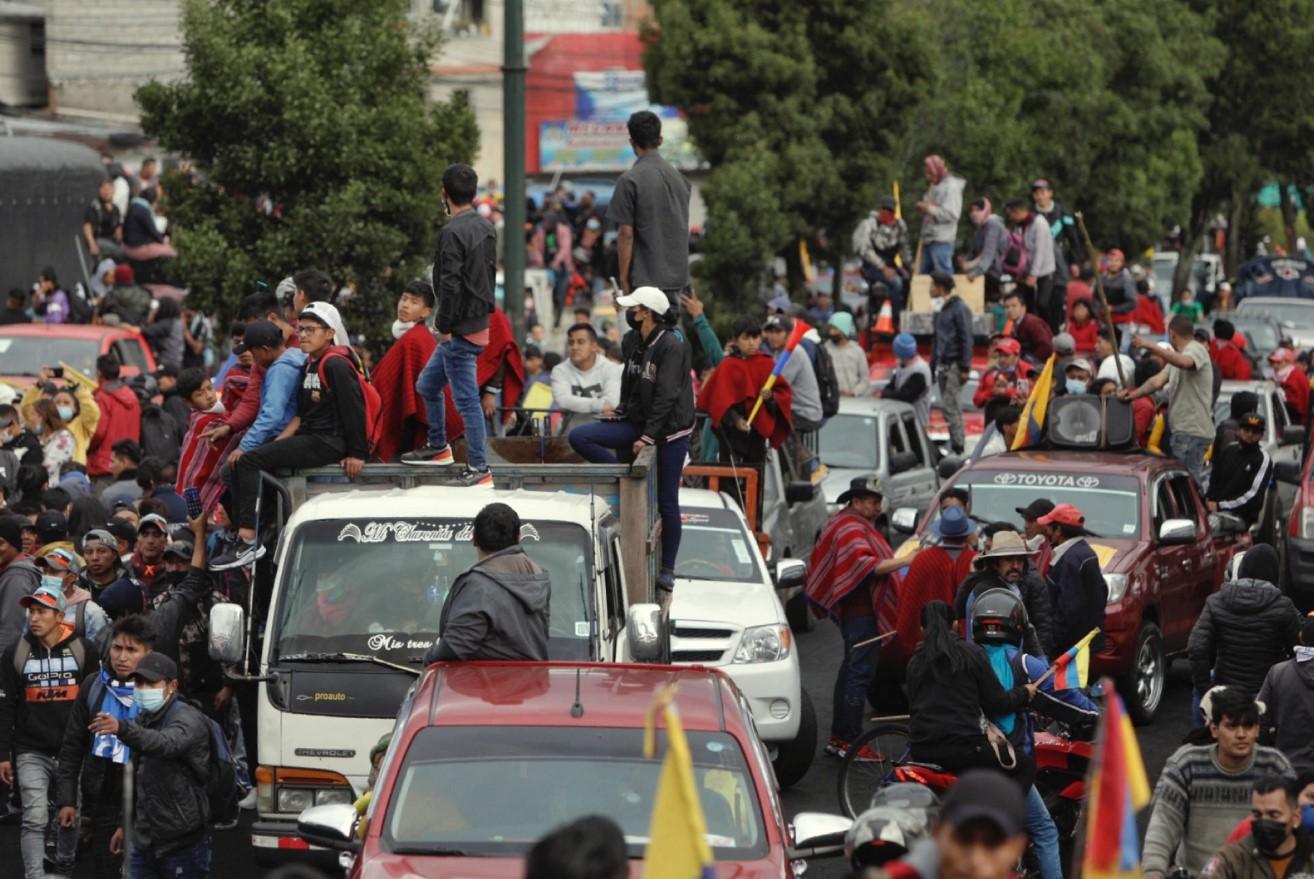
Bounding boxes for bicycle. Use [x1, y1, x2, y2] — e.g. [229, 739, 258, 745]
[836, 714, 912, 818]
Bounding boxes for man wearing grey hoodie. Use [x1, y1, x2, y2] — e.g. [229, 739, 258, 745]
[915, 154, 966, 276]
[425, 503, 551, 662]
[0, 516, 39, 658]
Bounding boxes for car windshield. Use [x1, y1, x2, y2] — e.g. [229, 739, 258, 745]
[273, 518, 594, 663]
[819, 413, 880, 469]
[383, 726, 767, 858]
[937, 471, 1142, 538]
[1229, 318, 1280, 353]
[677, 509, 762, 583]
[1240, 301, 1314, 328]
[0, 336, 99, 378]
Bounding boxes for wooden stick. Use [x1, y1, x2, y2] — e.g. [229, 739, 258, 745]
[852, 630, 898, 650]
[1073, 211, 1128, 388]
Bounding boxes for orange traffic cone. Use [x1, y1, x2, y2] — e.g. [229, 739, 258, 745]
[874, 301, 895, 335]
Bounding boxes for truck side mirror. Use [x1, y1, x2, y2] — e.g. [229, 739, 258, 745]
[891, 507, 919, 534]
[774, 559, 806, 591]
[889, 450, 918, 475]
[626, 604, 665, 663]
[1281, 425, 1306, 446]
[297, 803, 360, 852]
[937, 456, 962, 481]
[1276, 459, 1304, 484]
[208, 604, 245, 664]
[1158, 518, 1197, 545]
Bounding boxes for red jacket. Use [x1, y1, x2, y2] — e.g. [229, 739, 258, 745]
[973, 362, 1036, 409]
[1067, 318, 1099, 355]
[1280, 367, 1311, 422]
[87, 381, 141, 477]
[1209, 340, 1252, 380]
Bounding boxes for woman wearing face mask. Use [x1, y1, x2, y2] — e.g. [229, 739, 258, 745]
[27, 399, 78, 486]
[20, 367, 101, 469]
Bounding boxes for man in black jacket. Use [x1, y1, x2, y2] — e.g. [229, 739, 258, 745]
[423, 503, 550, 663]
[1258, 615, 1314, 768]
[217, 300, 368, 570]
[89, 652, 210, 878]
[403, 162, 498, 484]
[569, 286, 694, 592]
[1037, 504, 1108, 655]
[929, 274, 973, 454]
[1207, 412, 1273, 527]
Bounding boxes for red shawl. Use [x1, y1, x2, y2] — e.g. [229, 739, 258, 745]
[805, 509, 899, 635]
[696, 353, 793, 448]
[375, 310, 527, 460]
[889, 544, 976, 664]
[373, 323, 436, 462]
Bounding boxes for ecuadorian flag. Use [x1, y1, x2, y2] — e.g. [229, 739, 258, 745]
[643, 686, 715, 879]
[1050, 628, 1097, 690]
[1011, 353, 1056, 450]
[1082, 683, 1152, 879]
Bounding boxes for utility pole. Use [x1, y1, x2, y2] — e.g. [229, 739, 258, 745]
[502, 0, 526, 343]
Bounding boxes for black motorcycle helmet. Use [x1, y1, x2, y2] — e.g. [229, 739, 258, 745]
[970, 587, 1026, 645]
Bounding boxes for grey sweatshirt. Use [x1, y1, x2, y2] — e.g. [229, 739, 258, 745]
[1022, 213, 1055, 278]
[0, 558, 39, 658]
[550, 357, 623, 419]
[427, 545, 551, 663]
[920, 175, 965, 243]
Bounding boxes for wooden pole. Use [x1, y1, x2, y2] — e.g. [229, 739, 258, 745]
[1074, 211, 1128, 388]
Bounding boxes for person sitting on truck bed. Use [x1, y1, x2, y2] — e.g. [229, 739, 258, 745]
[213, 301, 368, 571]
[423, 502, 550, 663]
[551, 323, 623, 429]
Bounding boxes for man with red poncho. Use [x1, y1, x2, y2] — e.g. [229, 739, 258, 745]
[696, 317, 793, 464]
[373, 281, 525, 463]
[806, 477, 920, 761]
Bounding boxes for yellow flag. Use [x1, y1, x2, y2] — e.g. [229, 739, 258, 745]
[643, 686, 715, 879]
[1011, 354, 1056, 450]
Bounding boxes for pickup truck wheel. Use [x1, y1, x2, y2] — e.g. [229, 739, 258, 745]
[785, 592, 814, 634]
[772, 690, 817, 788]
[1119, 622, 1165, 725]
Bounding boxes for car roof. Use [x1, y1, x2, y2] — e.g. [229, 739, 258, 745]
[0, 324, 133, 340]
[289, 485, 603, 529]
[1219, 379, 1277, 395]
[836, 397, 914, 417]
[677, 487, 733, 510]
[414, 662, 742, 733]
[955, 449, 1180, 477]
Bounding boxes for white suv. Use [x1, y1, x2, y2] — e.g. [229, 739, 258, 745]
[667, 487, 815, 787]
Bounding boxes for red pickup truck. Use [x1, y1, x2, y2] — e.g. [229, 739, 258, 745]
[900, 450, 1251, 724]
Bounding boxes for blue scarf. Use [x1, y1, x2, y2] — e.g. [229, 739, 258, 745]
[91, 669, 138, 764]
[982, 643, 1017, 734]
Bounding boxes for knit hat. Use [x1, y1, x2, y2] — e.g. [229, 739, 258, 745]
[113, 264, 134, 285]
[893, 333, 917, 360]
[1238, 544, 1279, 586]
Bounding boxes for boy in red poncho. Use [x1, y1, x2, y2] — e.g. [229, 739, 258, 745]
[372, 280, 437, 462]
[695, 317, 793, 464]
[806, 478, 922, 760]
[174, 367, 242, 513]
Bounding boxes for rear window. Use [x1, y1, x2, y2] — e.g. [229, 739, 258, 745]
[0, 335, 99, 378]
[941, 470, 1141, 538]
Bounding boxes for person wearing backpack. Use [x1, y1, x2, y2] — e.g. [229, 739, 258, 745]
[216, 300, 368, 570]
[0, 580, 99, 879]
[1005, 199, 1058, 332]
[89, 651, 213, 879]
[55, 613, 155, 879]
[960, 197, 1010, 302]
[130, 374, 183, 465]
[0, 516, 40, 657]
[38, 547, 110, 646]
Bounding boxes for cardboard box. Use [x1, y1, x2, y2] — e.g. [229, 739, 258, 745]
[907, 273, 985, 313]
[900, 311, 997, 337]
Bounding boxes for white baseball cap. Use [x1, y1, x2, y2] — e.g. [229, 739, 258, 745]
[614, 286, 670, 315]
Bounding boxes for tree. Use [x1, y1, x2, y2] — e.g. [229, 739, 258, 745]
[137, 0, 478, 328]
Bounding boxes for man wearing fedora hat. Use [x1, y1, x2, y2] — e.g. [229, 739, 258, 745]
[1037, 504, 1107, 655]
[806, 476, 919, 759]
[891, 505, 977, 663]
[954, 527, 1055, 659]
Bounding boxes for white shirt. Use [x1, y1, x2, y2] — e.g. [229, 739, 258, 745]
[550, 356, 622, 417]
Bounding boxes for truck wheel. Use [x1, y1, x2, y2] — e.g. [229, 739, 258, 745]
[772, 690, 817, 788]
[1118, 622, 1165, 725]
[785, 592, 814, 634]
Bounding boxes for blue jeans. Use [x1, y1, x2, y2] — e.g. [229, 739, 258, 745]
[1170, 432, 1211, 488]
[569, 420, 689, 573]
[920, 241, 954, 276]
[416, 336, 487, 469]
[1024, 784, 1063, 879]
[130, 834, 211, 879]
[831, 614, 879, 742]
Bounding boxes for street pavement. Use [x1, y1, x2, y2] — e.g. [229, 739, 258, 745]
[2, 621, 1192, 878]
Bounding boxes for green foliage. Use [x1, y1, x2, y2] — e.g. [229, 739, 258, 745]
[137, 0, 478, 326]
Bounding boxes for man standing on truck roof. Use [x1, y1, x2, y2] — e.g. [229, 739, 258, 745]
[214, 301, 368, 571]
[569, 286, 694, 594]
[403, 163, 498, 484]
[423, 503, 550, 663]
[1124, 315, 1215, 486]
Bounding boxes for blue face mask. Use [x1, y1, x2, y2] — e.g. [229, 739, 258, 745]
[1065, 379, 1088, 395]
[1303, 804, 1314, 833]
[56, 405, 75, 423]
[40, 575, 63, 594]
[132, 687, 167, 713]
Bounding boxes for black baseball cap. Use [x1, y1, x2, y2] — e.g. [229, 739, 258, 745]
[132, 652, 178, 684]
[105, 518, 138, 546]
[940, 769, 1026, 837]
[35, 510, 68, 543]
[235, 319, 283, 354]
[137, 513, 168, 534]
[162, 540, 193, 560]
[1015, 498, 1056, 522]
[1240, 413, 1266, 432]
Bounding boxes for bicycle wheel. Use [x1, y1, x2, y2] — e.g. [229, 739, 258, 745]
[837, 721, 911, 818]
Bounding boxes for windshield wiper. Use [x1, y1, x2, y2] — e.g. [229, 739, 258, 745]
[277, 652, 421, 676]
[394, 845, 475, 856]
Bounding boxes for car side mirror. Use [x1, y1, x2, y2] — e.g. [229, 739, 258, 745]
[208, 604, 245, 664]
[937, 456, 962, 481]
[891, 507, 919, 534]
[888, 450, 918, 475]
[774, 559, 806, 591]
[785, 481, 816, 504]
[297, 803, 360, 852]
[1158, 518, 1197, 545]
[787, 812, 854, 860]
[626, 603, 665, 663]
[1276, 459, 1304, 485]
[1281, 424, 1305, 446]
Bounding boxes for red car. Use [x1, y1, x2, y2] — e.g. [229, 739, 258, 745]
[0, 324, 157, 385]
[297, 662, 850, 878]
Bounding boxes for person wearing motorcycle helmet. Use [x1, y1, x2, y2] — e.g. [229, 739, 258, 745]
[846, 804, 936, 873]
[971, 587, 1099, 879]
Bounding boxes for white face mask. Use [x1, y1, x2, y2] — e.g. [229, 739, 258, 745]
[391, 319, 415, 340]
[204, 400, 225, 415]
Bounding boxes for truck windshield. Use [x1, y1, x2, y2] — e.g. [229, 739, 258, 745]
[0, 336, 100, 377]
[946, 472, 1141, 537]
[273, 518, 595, 664]
[383, 726, 766, 858]
[818, 414, 880, 470]
[677, 508, 762, 583]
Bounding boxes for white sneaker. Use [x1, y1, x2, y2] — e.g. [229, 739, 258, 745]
[238, 788, 257, 811]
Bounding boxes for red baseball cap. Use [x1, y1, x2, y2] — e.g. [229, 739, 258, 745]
[1037, 503, 1084, 528]
[992, 337, 1021, 355]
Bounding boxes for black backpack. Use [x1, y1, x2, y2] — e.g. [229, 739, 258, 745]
[801, 337, 841, 419]
[166, 699, 241, 826]
[66, 286, 94, 324]
[139, 405, 182, 463]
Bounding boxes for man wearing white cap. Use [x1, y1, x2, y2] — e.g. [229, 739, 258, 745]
[569, 287, 693, 592]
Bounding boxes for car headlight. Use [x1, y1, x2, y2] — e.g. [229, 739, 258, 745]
[1105, 574, 1129, 604]
[734, 625, 791, 664]
[276, 788, 315, 814]
[1301, 508, 1314, 540]
[315, 788, 355, 806]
